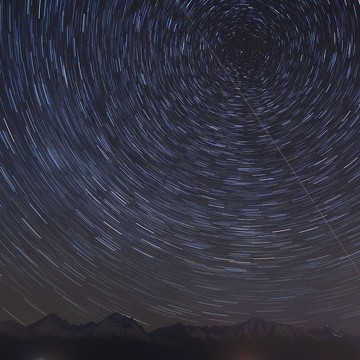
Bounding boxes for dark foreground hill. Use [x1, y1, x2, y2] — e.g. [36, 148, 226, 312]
[0, 314, 359, 360]
[0, 335, 359, 360]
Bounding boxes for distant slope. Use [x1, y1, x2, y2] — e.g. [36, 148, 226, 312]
[0, 312, 358, 350]
[0, 320, 27, 338]
[150, 317, 313, 345]
[0, 312, 150, 342]
[91, 313, 151, 342]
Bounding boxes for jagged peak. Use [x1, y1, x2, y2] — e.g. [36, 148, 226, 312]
[151, 322, 191, 334]
[29, 312, 71, 330]
[104, 313, 135, 325]
[44, 312, 64, 320]
[168, 322, 188, 329]
[42, 313, 67, 323]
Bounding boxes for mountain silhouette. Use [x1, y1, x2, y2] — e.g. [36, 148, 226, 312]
[28, 313, 74, 338]
[150, 317, 315, 345]
[1, 313, 358, 344]
[0, 314, 359, 360]
[91, 313, 151, 341]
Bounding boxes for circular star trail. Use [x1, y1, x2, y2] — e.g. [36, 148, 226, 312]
[1, 0, 360, 333]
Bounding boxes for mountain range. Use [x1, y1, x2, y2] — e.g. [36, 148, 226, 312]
[0, 313, 150, 342]
[0, 313, 358, 345]
[0, 315, 359, 360]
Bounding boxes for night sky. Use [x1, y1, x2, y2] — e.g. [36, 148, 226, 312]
[1, 0, 360, 334]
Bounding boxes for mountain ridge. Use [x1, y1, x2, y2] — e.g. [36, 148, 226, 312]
[0, 313, 357, 345]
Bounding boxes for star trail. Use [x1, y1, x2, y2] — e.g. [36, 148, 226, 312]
[1, 0, 360, 334]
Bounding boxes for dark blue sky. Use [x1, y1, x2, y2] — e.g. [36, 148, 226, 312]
[1, 0, 360, 334]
